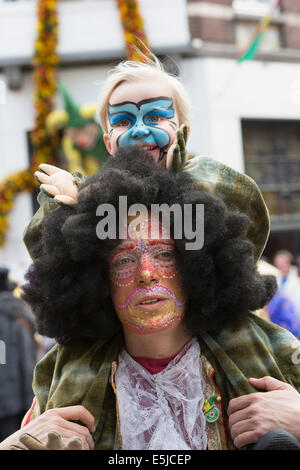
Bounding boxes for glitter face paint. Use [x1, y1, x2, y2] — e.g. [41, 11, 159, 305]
[109, 218, 186, 335]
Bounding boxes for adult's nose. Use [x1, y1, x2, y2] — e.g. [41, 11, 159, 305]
[137, 254, 159, 286]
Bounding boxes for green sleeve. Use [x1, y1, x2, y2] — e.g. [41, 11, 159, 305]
[23, 171, 86, 260]
[183, 155, 270, 261]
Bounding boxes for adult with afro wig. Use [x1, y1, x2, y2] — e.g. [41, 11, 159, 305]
[1, 146, 300, 451]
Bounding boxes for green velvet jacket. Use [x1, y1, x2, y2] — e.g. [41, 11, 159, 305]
[30, 314, 300, 450]
[22, 155, 297, 449]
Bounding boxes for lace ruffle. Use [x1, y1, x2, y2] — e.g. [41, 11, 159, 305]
[115, 337, 207, 450]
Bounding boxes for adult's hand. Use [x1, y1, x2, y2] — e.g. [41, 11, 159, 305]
[0, 405, 95, 450]
[228, 376, 300, 449]
[35, 164, 78, 205]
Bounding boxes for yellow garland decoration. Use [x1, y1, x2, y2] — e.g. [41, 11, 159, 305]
[0, 0, 151, 246]
[0, 0, 59, 246]
[116, 0, 152, 61]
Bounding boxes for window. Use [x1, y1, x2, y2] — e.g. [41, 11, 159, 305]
[236, 20, 281, 52]
[234, 0, 282, 53]
[232, 0, 281, 16]
[242, 120, 300, 219]
[239, 0, 274, 4]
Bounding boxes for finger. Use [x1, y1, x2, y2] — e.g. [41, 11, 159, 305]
[65, 437, 84, 450]
[172, 148, 181, 172]
[54, 195, 77, 205]
[19, 433, 46, 450]
[228, 394, 255, 416]
[230, 416, 257, 441]
[233, 430, 260, 449]
[249, 376, 293, 392]
[62, 426, 94, 450]
[228, 406, 253, 430]
[47, 427, 92, 450]
[66, 431, 93, 450]
[9, 445, 27, 450]
[176, 133, 185, 165]
[53, 406, 95, 434]
[46, 431, 64, 450]
[168, 145, 181, 172]
[176, 126, 185, 153]
[34, 171, 51, 185]
[166, 144, 177, 169]
[177, 126, 188, 167]
[40, 184, 60, 196]
[47, 418, 94, 449]
[182, 124, 189, 144]
[39, 164, 62, 176]
[66, 427, 94, 450]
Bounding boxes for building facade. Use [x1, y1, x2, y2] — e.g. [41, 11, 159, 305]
[186, 0, 300, 259]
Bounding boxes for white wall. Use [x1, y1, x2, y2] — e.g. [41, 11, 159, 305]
[0, 0, 190, 65]
[182, 57, 300, 172]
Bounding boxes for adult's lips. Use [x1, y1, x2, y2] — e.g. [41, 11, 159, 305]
[135, 294, 168, 308]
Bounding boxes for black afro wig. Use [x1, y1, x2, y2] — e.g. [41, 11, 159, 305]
[22, 145, 276, 344]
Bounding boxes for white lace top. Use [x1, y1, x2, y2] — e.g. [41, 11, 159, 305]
[114, 337, 208, 450]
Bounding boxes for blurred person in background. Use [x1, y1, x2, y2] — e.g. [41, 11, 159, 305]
[267, 250, 300, 339]
[273, 250, 300, 297]
[267, 290, 300, 339]
[0, 267, 36, 441]
[292, 255, 300, 332]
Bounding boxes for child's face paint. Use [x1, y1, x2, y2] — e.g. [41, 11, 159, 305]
[104, 79, 179, 165]
[109, 217, 186, 335]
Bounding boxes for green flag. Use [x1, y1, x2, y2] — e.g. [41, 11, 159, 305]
[238, 31, 264, 63]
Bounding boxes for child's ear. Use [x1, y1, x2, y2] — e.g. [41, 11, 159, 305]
[103, 133, 112, 154]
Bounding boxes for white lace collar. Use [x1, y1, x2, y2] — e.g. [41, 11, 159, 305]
[114, 337, 207, 450]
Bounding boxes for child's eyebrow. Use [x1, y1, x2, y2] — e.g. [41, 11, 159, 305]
[108, 96, 173, 110]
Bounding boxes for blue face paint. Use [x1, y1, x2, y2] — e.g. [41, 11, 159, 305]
[108, 97, 176, 153]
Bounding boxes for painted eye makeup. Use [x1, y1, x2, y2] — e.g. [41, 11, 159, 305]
[144, 107, 174, 126]
[155, 251, 174, 261]
[147, 115, 161, 123]
[151, 246, 174, 261]
[117, 119, 132, 127]
[109, 252, 137, 287]
[109, 112, 135, 128]
[111, 253, 137, 269]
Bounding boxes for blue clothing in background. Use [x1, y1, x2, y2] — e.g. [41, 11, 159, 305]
[267, 289, 300, 339]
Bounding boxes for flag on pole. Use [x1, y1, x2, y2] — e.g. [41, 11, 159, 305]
[237, 0, 282, 63]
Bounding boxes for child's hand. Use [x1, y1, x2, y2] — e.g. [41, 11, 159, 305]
[0, 405, 95, 450]
[35, 164, 78, 205]
[10, 431, 84, 450]
[166, 124, 189, 172]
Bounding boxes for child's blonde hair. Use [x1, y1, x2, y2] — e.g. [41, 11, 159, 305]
[98, 55, 191, 134]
